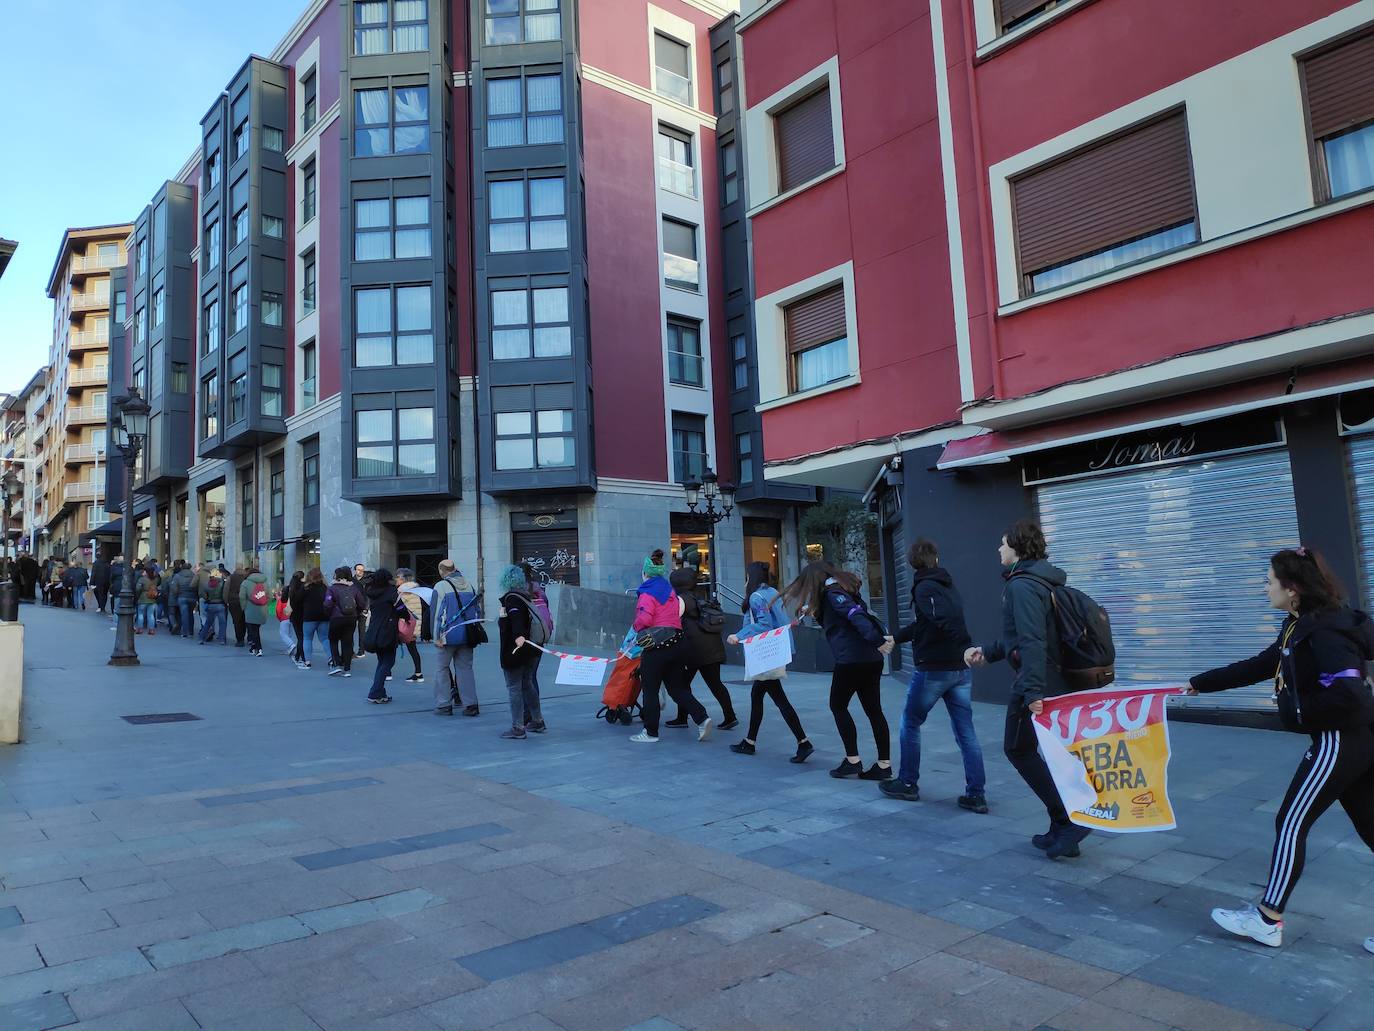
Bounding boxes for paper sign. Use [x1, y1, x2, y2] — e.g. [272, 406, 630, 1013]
[554, 654, 610, 687]
[1032, 686, 1183, 833]
[743, 627, 793, 679]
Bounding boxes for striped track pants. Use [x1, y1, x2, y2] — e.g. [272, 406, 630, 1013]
[1262, 725, 1374, 913]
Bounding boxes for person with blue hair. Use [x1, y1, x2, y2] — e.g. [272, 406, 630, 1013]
[497, 564, 545, 739]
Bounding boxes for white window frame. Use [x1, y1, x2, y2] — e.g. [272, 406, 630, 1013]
[754, 260, 860, 412]
[744, 55, 845, 217]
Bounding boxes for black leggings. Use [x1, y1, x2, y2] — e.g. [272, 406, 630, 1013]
[246, 623, 262, 652]
[1262, 726, 1374, 913]
[404, 640, 422, 676]
[328, 620, 354, 672]
[747, 678, 806, 743]
[674, 663, 736, 723]
[830, 661, 889, 761]
[639, 640, 704, 736]
[1004, 701, 1068, 824]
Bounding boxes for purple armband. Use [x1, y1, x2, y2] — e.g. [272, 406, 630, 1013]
[1317, 669, 1361, 687]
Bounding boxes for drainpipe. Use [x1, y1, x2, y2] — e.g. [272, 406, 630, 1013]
[463, 0, 485, 596]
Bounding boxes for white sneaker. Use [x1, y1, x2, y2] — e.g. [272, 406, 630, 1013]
[629, 731, 659, 743]
[697, 717, 714, 742]
[1211, 903, 1282, 948]
[1363, 936, 1373, 955]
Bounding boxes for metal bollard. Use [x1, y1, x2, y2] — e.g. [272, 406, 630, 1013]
[0, 581, 18, 623]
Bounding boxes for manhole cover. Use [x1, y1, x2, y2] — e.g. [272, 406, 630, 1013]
[121, 713, 203, 725]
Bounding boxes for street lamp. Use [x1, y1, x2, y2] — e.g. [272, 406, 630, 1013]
[0, 470, 18, 617]
[109, 388, 150, 667]
[680, 467, 735, 599]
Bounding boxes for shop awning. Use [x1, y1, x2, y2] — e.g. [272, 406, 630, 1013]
[88, 518, 124, 539]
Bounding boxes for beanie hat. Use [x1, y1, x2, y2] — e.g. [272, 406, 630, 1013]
[642, 556, 666, 578]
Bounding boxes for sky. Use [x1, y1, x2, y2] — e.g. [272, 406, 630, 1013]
[0, 0, 305, 394]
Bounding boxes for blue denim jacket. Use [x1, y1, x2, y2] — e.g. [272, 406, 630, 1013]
[738, 586, 789, 640]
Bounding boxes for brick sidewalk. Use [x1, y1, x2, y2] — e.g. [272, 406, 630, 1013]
[1, 603, 1370, 1029]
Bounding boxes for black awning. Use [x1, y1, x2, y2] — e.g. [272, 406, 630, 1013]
[88, 518, 124, 539]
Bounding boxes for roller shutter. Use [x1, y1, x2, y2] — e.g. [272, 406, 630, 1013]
[1348, 432, 1374, 607]
[1036, 449, 1300, 712]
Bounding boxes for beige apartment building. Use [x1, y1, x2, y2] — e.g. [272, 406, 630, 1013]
[40, 224, 131, 561]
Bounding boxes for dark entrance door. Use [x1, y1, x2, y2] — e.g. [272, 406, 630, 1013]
[391, 518, 448, 587]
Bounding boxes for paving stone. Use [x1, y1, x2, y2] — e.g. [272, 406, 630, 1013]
[1092, 977, 1298, 1031]
[297, 887, 443, 933]
[0, 907, 24, 930]
[0, 947, 153, 1005]
[946, 933, 1122, 996]
[0, 992, 77, 1031]
[0, 944, 43, 978]
[196, 1003, 325, 1030]
[36, 912, 215, 967]
[59, 999, 201, 1031]
[142, 914, 312, 969]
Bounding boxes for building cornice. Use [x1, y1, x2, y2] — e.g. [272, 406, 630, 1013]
[736, 0, 788, 32]
[270, 0, 332, 63]
[582, 65, 718, 130]
[597, 476, 688, 499]
[285, 392, 342, 433]
[678, 0, 735, 20]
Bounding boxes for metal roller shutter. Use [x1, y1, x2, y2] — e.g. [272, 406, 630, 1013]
[1348, 432, 1374, 607]
[1036, 449, 1300, 712]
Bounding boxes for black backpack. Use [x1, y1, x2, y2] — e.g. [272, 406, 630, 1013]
[1013, 572, 1115, 690]
[696, 599, 725, 635]
[334, 587, 358, 618]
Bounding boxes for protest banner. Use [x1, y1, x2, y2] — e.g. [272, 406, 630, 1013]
[742, 625, 792, 679]
[1032, 686, 1184, 833]
[551, 651, 612, 686]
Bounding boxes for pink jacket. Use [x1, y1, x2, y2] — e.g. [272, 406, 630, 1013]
[633, 578, 681, 631]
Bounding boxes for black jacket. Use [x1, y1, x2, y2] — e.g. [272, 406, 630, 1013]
[90, 560, 111, 589]
[818, 583, 886, 665]
[363, 582, 409, 652]
[1192, 606, 1374, 733]
[680, 594, 727, 667]
[892, 567, 971, 671]
[981, 559, 1071, 704]
[227, 570, 248, 611]
[498, 590, 538, 670]
[300, 582, 329, 622]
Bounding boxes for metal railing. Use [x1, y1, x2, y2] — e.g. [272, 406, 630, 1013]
[62, 482, 103, 501]
[70, 292, 111, 312]
[715, 581, 747, 609]
[69, 330, 109, 350]
[71, 253, 123, 273]
[68, 367, 109, 388]
[67, 405, 108, 424]
[654, 66, 692, 105]
[657, 156, 696, 198]
[65, 444, 104, 462]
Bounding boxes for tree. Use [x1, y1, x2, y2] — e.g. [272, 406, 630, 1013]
[800, 496, 871, 571]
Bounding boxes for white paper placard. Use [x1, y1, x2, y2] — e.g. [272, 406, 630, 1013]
[554, 654, 609, 686]
[743, 628, 793, 679]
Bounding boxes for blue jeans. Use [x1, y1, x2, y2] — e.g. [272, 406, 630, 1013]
[200, 602, 227, 643]
[73, 586, 87, 610]
[178, 598, 197, 637]
[300, 621, 330, 663]
[899, 668, 985, 795]
[135, 602, 156, 629]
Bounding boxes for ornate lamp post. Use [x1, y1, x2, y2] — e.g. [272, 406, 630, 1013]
[109, 389, 150, 667]
[680, 468, 735, 599]
[1, 470, 18, 567]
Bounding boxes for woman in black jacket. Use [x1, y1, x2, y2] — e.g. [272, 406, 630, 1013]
[287, 571, 307, 662]
[1188, 547, 1374, 950]
[665, 568, 737, 731]
[362, 568, 413, 704]
[497, 564, 544, 739]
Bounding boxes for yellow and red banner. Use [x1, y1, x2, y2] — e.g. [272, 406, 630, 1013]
[1031, 686, 1184, 833]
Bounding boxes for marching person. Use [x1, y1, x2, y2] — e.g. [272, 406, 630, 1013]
[134, 562, 159, 634]
[966, 521, 1086, 858]
[728, 561, 813, 762]
[239, 562, 271, 656]
[324, 567, 365, 678]
[497, 565, 545, 739]
[90, 554, 111, 613]
[197, 561, 229, 645]
[274, 584, 296, 654]
[287, 570, 307, 663]
[172, 561, 198, 638]
[352, 562, 369, 658]
[1187, 547, 1374, 950]
[782, 561, 893, 780]
[667, 566, 738, 731]
[629, 551, 711, 745]
[882, 539, 988, 813]
[431, 559, 482, 716]
[296, 568, 330, 670]
[362, 568, 412, 704]
[68, 560, 90, 612]
[520, 563, 553, 727]
[394, 568, 425, 683]
[227, 561, 249, 647]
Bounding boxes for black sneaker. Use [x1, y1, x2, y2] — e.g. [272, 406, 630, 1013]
[463, 705, 480, 717]
[719, 717, 740, 732]
[1032, 822, 1065, 850]
[879, 779, 920, 801]
[434, 706, 454, 716]
[729, 739, 755, 755]
[958, 794, 990, 814]
[829, 759, 863, 779]
[859, 764, 894, 782]
[525, 720, 547, 734]
[664, 718, 689, 729]
[1046, 824, 1091, 860]
[790, 740, 814, 764]
[406, 673, 424, 683]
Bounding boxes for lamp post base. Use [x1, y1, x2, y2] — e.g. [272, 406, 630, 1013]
[108, 653, 141, 667]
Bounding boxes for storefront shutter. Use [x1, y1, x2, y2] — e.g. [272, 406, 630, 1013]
[776, 87, 835, 194]
[1036, 449, 1300, 712]
[1012, 111, 1195, 278]
[513, 527, 580, 586]
[1348, 432, 1374, 608]
[1303, 29, 1374, 140]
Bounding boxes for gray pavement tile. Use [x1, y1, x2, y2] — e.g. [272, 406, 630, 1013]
[1091, 976, 1297, 1031]
[142, 914, 312, 969]
[297, 887, 443, 933]
[0, 944, 44, 978]
[583, 895, 722, 946]
[244, 918, 416, 976]
[293, 823, 510, 872]
[619, 1020, 685, 1031]
[1054, 934, 1158, 975]
[486, 1015, 567, 1031]
[0, 906, 21, 929]
[1041, 998, 1174, 1031]
[0, 908, 117, 948]
[0, 947, 153, 1005]
[301, 961, 486, 1027]
[61, 999, 201, 1031]
[946, 932, 1122, 996]
[928, 899, 1018, 931]
[36, 913, 215, 967]
[198, 1003, 325, 1030]
[0, 992, 77, 1031]
[458, 922, 615, 981]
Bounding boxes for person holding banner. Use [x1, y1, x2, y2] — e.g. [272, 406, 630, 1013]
[1187, 547, 1374, 950]
[727, 562, 813, 762]
[966, 521, 1090, 859]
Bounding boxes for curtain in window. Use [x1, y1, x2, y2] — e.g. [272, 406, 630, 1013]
[395, 196, 427, 225]
[355, 90, 390, 155]
[490, 223, 526, 252]
[356, 230, 391, 261]
[393, 87, 428, 153]
[398, 407, 433, 440]
[526, 0, 559, 42]
[396, 286, 431, 331]
[529, 219, 566, 250]
[493, 329, 530, 360]
[795, 337, 848, 391]
[356, 288, 392, 333]
[393, 0, 428, 50]
[489, 180, 525, 218]
[357, 198, 390, 225]
[1326, 124, 1374, 198]
[525, 74, 563, 144]
[491, 289, 527, 325]
[395, 226, 431, 258]
[355, 28, 387, 55]
[487, 78, 523, 146]
[532, 287, 567, 324]
[528, 177, 564, 215]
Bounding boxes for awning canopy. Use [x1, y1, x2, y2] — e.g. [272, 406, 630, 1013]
[87, 518, 124, 539]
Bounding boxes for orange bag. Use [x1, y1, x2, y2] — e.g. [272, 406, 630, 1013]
[601, 655, 641, 710]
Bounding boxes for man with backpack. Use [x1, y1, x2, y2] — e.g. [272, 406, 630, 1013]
[967, 520, 1104, 859]
[430, 559, 484, 716]
[197, 561, 230, 646]
[238, 563, 272, 656]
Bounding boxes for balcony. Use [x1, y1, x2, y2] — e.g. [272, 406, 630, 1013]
[65, 443, 105, 464]
[70, 292, 111, 315]
[657, 157, 696, 198]
[67, 367, 108, 391]
[70, 252, 123, 274]
[67, 405, 108, 425]
[655, 67, 692, 105]
[63, 482, 102, 502]
[69, 330, 109, 352]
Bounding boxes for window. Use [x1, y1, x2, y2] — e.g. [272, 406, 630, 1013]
[654, 33, 691, 105]
[150, 343, 164, 399]
[354, 196, 431, 259]
[205, 149, 220, 189]
[135, 237, 148, 278]
[232, 176, 249, 245]
[302, 69, 318, 132]
[1303, 30, 1374, 201]
[152, 280, 165, 328]
[231, 282, 249, 334]
[271, 463, 285, 518]
[996, 0, 1060, 34]
[302, 249, 317, 313]
[354, 0, 428, 55]
[201, 373, 219, 439]
[262, 363, 283, 417]
[721, 140, 739, 205]
[484, 0, 560, 45]
[302, 159, 317, 223]
[731, 332, 748, 390]
[671, 413, 707, 483]
[488, 176, 566, 251]
[232, 119, 248, 161]
[263, 126, 284, 152]
[667, 316, 702, 386]
[775, 86, 835, 194]
[262, 214, 284, 239]
[486, 72, 563, 147]
[784, 284, 848, 392]
[494, 406, 574, 470]
[133, 307, 146, 349]
[203, 299, 220, 354]
[354, 284, 433, 366]
[262, 291, 283, 326]
[354, 86, 429, 156]
[662, 218, 698, 291]
[172, 362, 188, 394]
[153, 202, 166, 256]
[301, 342, 317, 409]
[736, 431, 753, 482]
[114, 289, 126, 324]
[1012, 110, 1197, 294]
[304, 451, 320, 506]
[656, 126, 695, 196]
[205, 219, 221, 270]
[716, 56, 734, 116]
[491, 285, 571, 359]
[241, 478, 254, 537]
[229, 353, 247, 424]
[356, 406, 436, 477]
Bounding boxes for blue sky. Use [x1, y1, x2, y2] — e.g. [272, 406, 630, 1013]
[0, 0, 305, 394]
